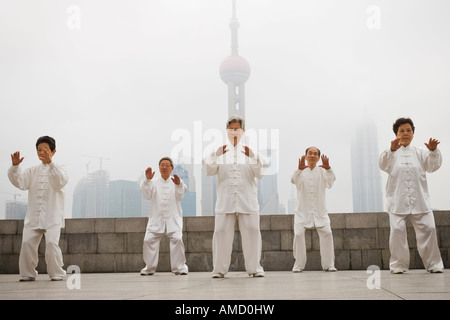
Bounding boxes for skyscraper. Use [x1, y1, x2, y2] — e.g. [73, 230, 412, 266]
[258, 149, 280, 214]
[108, 180, 142, 218]
[5, 200, 27, 220]
[287, 185, 296, 214]
[351, 111, 384, 212]
[202, 0, 279, 215]
[72, 169, 109, 218]
[74, 171, 146, 218]
[219, 0, 250, 119]
[138, 174, 152, 218]
[201, 166, 216, 216]
[203, 0, 249, 216]
[173, 164, 196, 217]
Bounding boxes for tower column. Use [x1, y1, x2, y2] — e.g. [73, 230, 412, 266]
[219, 0, 250, 120]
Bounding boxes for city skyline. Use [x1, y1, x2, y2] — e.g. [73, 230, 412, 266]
[1, 1, 449, 218]
[70, 164, 197, 218]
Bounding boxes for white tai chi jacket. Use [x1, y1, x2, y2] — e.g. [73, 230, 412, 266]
[291, 167, 336, 228]
[7, 162, 68, 229]
[140, 176, 187, 233]
[203, 142, 268, 215]
[378, 145, 442, 214]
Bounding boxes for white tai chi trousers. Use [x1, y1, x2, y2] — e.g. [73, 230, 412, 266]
[293, 224, 335, 270]
[142, 230, 188, 274]
[388, 212, 444, 271]
[212, 213, 264, 275]
[19, 227, 65, 278]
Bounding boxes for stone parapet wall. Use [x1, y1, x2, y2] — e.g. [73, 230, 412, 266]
[0, 211, 449, 274]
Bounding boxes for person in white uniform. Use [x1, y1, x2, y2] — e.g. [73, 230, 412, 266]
[8, 136, 69, 281]
[203, 116, 268, 278]
[291, 147, 337, 272]
[140, 157, 189, 275]
[379, 117, 444, 274]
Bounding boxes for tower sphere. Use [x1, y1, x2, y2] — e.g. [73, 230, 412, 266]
[219, 55, 251, 85]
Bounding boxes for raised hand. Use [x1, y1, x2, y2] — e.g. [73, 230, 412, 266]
[298, 155, 308, 170]
[319, 154, 331, 170]
[424, 138, 440, 151]
[171, 174, 181, 185]
[145, 167, 155, 180]
[11, 151, 24, 166]
[39, 148, 53, 164]
[216, 145, 228, 156]
[390, 137, 401, 152]
[241, 145, 255, 158]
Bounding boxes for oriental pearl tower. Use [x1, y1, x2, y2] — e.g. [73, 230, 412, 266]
[219, 0, 250, 119]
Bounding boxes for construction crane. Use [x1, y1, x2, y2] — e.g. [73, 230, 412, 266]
[0, 190, 22, 201]
[82, 154, 111, 171]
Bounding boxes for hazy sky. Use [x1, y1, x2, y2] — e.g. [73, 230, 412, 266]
[1, 0, 449, 219]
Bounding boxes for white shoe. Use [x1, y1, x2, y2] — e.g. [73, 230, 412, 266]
[325, 267, 337, 272]
[391, 268, 405, 274]
[174, 270, 189, 275]
[251, 272, 265, 277]
[19, 276, 35, 282]
[211, 273, 224, 278]
[50, 276, 63, 281]
[292, 268, 303, 273]
[429, 268, 444, 273]
[140, 268, 154, 276]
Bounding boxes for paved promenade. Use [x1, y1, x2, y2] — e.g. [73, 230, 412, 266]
[0, 270, 448, 300]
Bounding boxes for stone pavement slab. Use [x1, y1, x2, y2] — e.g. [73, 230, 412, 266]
[0, 270, 449, 301]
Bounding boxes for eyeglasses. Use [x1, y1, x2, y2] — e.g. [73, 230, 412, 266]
[227, 129, 243, 133]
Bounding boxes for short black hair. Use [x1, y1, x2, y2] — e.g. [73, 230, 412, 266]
[393, 118, 415, 135]
[305, 146, 321, 157]
[159, 157, 174, 168]
[36, 136, 56, 151]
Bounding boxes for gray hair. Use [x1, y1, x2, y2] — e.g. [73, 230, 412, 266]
[226, 115, 245, 130]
